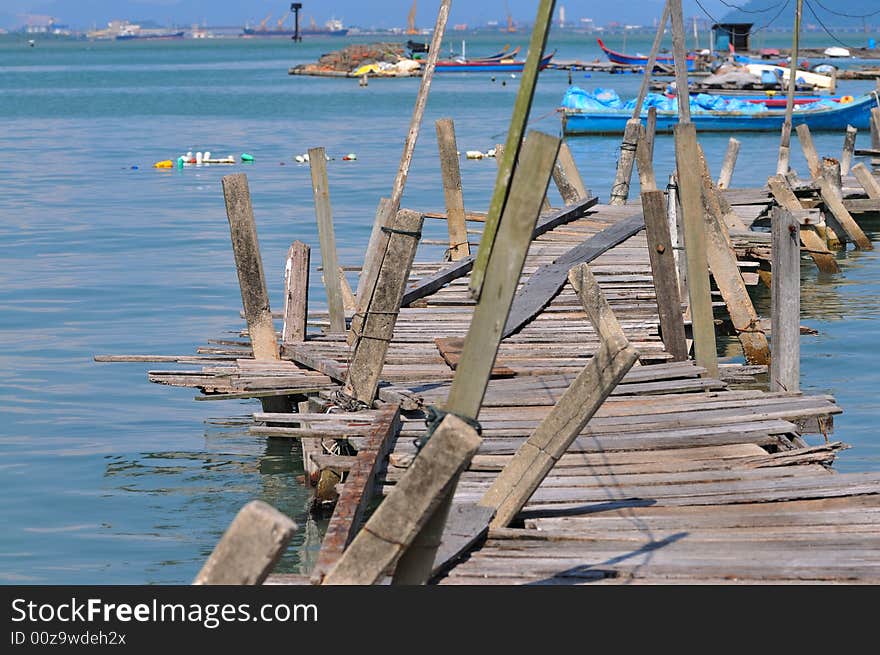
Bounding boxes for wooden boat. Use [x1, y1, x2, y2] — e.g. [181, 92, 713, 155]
[562, 92, 876, 135]
[745, 63, 835, 90]
[435, 51, 554, 73]
[597, 38, 695, 71]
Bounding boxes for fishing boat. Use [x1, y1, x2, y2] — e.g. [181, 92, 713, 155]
[561, 91, 875, 135]
[435, 51, 554, 73]
[597, 38, 696, 71]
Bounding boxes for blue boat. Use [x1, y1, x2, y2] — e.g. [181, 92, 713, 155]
[562, 92, 877, 135]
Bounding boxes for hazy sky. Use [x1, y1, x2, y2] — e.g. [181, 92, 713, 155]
[2, 1, 742, 29]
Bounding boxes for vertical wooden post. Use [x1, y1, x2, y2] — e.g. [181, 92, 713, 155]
[840, 125, 858, 176]
[717, 137, 741, 189]
[309, 147, 346, 334]
[795, 124, 822, 179]
[282, 241, 310, 346]
[435, 118, 470, 260]
[777, 0, 802, 175]
[666, 174, 687, 301]
[394, 131, 561, 585]
[343, 210, 425, 404]
[221, 173, 279, 361]
[770, 207, 800, 393]
[609, 118, 641, 205]
[642, 190, 688, 361]
[646, 107, 658, 160]
[668, 0, 691, 123]
[552, 141, 588, 204]
[852, 162, 880, 199]
[635, 124, 657, 192]
[674, 123, 718, 378]
[469, 0, 556, 299]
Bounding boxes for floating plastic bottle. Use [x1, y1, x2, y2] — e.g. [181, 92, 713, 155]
[241, 153, 254, 162]
[195, 151, 203, 165]
[153, 160, 173, 168]
[465, 150, 483, 159]
[342, 153, 357, 161]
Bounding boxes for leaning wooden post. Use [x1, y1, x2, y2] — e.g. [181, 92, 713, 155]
[635, 124, 657, 192]
[394, 131, 562, 585]
[840, 125, 857, 176]
[194, 501, 297, 585]
[776, 0, 802, 175]
[795, 124, 822, 179]
[469, 0, 556, 299]
[717, 137, 741, 189]
[768, 175, 840, 273]
[552, 141, 588, 204]
[221, 173, 279, 361]
[343, 210, 425, 404]
[435, 118, 470, 260]
[282, 241, 310, 346]
[308, 146, 346, 333]
[353, 0, 451, 336]
[770, 207, 800, 393]
[871, 107, 880, 167]
[642, 190, 688, 361]
[852, 162, 880, 199]
[609, 118, 641, 205]
[633, 0, 671, 119]
[668, 0, 692, 123]
[480, 265, 639, 529]
[818, 158, 872, 250]
[674, 124, 717, 377]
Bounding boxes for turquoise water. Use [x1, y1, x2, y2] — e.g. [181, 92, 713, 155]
[0, 33, 878, 584]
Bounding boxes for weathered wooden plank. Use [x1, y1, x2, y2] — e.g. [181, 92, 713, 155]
[674, 123, 717, 376]
[795, 123, 822, 179]
[502, 213, 645, 338]
[841, 125, 857, 175]
[282, 241, 309, 345]
[343, 210, 425, 403]
[635, 124, 657, 192]
[717, 137, 740, 189]
[770, 207, 800, 392]
[817, 176, 872, 250]
[642, 190, 688, 361]
[309, 147, 346, 333]
[435, 118, 470, 260]
[321, 414, 481, 585]
[193, 500, 297, 585]
[400, 196, 598, 307]
[552, 141, 588, 204]
[221, 173, 279, 361]
[668, 0, 691, 123]
[852, 163, 880, 200]
[768, 175, 840, 273]
[310, 404, 401, 584]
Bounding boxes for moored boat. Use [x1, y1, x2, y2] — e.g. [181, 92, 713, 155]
[561, 89, 875, 135]
[597, 38, 696, 71]
[435, 51, 554, 73]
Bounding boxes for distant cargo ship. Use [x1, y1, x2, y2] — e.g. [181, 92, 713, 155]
[115, 30, 184, 41]
[87, 20, 184, 41]
[242, 15, 348, 37]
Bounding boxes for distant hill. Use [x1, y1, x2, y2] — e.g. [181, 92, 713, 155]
[721, 0, 880, 29]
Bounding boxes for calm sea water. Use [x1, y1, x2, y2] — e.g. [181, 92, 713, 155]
[1, 32, 878, 583]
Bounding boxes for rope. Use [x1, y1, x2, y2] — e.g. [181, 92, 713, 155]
[381, 226, 423, 239]
[732, 318, 766, 336]
[414, 405, 482, 452]
[329, 389, 371, 413]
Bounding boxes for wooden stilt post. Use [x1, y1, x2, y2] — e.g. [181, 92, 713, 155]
[282, 241, 310, 346]
[642, 190, 688, 361]
[777, 0, 802, 175]
[717, 137, 741, 189]
[221, 173, 279, 362]
[343, 210, 425, 404]
[308, 147, 346, 334]
[668, 0, 691, 124]
[194, 501, 297, 585]
[666, 174, 687, 301]
[635, 124, 657, 192]
[609, 118, 641, 205]
[795, 124, 823, 179]
[552, 141, 588, 204]
[768, 175, 840, 273]
[840, 125, 857, 176]
[770, 207, 801, 393]
[338, 267, 356, 312]
[646, 107, 658, 160]
[871, 107, 880, 168]
[852, 162, 880, 199]
[480, 265, 639, 529]
[356, 197, 391, 301]
[435, 118, 470, 260]
[674, 124, 717, 377]
[698, 146, 746, 231]
[818, 158, 872, 250]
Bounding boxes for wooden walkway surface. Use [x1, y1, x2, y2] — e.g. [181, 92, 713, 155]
[101, 194, 880, 584]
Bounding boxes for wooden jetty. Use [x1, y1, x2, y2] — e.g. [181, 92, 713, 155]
[97, 0, 880, 585]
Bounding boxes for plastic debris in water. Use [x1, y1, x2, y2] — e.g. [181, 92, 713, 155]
[241, 153, 254, 162]
[342, 153, 357, 161]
